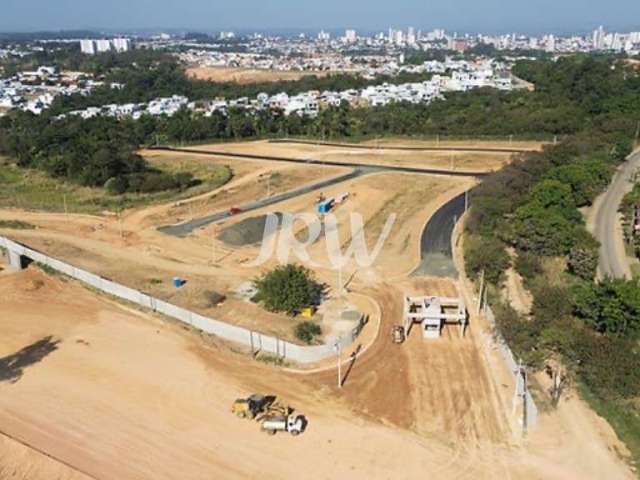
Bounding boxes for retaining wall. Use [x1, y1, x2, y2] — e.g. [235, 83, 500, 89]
[0, 235, 363, 364]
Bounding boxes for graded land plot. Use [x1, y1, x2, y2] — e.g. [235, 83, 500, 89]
[359, 137, 546, 151]
[0, 167, 468, 339]
[209, 171, 475, 279]
[0, 268, 632, 480]
[185, 66, 332, 84]
[188, 139, 522, 173]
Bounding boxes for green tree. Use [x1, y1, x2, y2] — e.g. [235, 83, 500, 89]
[573, 278, 640, 338]
[254, 264, 323, 315]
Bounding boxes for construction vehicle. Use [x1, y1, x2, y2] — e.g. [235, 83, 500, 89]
[261, 413, 306, 436]
[391, 325, 406, 344]
[231, 394, 274, 419]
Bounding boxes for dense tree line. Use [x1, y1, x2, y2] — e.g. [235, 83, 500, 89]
[463, 56, 640, 412]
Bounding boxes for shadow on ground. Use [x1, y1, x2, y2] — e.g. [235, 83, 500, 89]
[0, 336, 60, 384]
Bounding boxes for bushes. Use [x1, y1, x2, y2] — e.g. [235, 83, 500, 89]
[514, 251, 543, 286]
[573, 278, 640, 339]
[253, 264, 323, 315]
[464, 234, 510, 286]
[570, 333, 640, 400]
[294, 321, 322, 344]
[105, 172, 197, 195]
[567, 229, 600, 280]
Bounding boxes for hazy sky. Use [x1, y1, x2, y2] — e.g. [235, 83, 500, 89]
[1, 0, 639, 34]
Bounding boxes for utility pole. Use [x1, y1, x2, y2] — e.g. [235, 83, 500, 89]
[211, 225, 216, 265]
[118, 210, 124, 240]
[334, 342, 342, 388]
[464, 190, 469, 212]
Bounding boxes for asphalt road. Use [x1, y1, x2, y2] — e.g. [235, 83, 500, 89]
[155, 146, 486, 238]
[412, 191, 467, 278]
[158, 168, 371, 237]
[593, 150, 640, 279]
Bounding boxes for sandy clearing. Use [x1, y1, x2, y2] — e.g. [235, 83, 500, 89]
[185, 67, 332, 84]
[0, 269, 633, 479]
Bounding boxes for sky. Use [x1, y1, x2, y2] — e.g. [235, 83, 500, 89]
[1, 0, 640, 34]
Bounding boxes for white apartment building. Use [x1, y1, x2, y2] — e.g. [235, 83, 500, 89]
[344, 30, 357, 44]
[112, 38, 131, 53]
[80, 38, 131, 55]
[96, 39, 113, 53]
[80, 39, 96, 55]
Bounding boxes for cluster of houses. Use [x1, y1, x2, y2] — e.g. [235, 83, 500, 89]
[0, 66, 102, 116]
[56, 65, 512, 121]
[1, 56, 514, 121]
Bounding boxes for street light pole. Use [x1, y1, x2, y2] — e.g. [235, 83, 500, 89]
[334, 342, 342, 388]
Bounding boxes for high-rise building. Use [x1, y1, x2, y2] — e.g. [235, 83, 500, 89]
[407, 27, 416, 45]
[318, 30, 330, 41]
[593, 25, 605, 49]
[344, 29, 357, 43]
[80, 39, 96, 55]
[112, 38, 131, 53]
[96, 39, 113, 53]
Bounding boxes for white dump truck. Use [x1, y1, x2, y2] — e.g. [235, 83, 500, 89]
[261, 414, 305, 436]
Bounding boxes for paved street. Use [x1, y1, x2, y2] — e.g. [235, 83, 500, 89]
[593, 150, 640, 279]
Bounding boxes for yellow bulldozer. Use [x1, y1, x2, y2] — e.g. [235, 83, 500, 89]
[231, 394, 275, 419]
[231, 394, 293, 421]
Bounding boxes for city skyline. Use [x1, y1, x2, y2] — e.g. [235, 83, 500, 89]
[1, 0, 640, 35]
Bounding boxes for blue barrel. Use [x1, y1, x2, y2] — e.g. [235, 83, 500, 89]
[172, 277, 183, 288]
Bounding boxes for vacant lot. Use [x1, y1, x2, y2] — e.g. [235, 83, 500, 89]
[189, 139, 524, 173]
[186, 67, 332, 84]
[0, 155, 231, 215]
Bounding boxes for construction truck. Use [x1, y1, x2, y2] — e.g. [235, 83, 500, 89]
[261, 414, 306, 436]
[231, 394, 274, 419]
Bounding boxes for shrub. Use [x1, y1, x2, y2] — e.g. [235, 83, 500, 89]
[104, 176, 129, 195]
[253, 264, 323, 314]
[567, 229, 599, 280]
[294, 321, 322, 344]
[464, 234, 510, 286]
[514, 251, 543, 286]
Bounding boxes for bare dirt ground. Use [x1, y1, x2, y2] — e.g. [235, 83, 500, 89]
[0, 139, 633, 479]
[0, 269, 633, 480]
[360, 137, 545, 151]
[189, 140, 524, 172]
[185, 67, 332, 84]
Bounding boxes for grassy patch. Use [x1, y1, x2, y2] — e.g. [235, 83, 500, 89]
[255, 353, 291, 367]
[0, 219, 35, 229]
[0, 159, 232, 214]
[35, 262, 62, 277]
[631, 263, 640, 280]
[578, 383, 640, 473]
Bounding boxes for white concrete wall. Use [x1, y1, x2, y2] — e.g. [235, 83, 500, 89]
[0, 235, 363, 364]
[485, 305, 539, 428]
